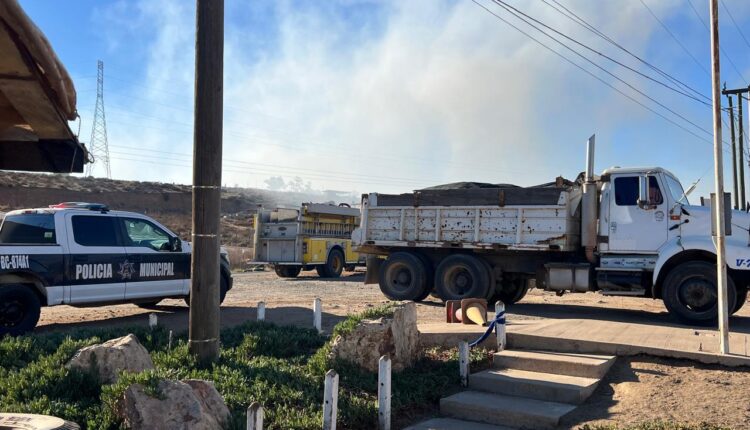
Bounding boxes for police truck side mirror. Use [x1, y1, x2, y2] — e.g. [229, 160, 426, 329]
[637, 175, 652, 209]
[170, 237, 182, 252]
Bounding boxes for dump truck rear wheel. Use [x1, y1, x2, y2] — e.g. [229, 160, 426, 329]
[275, 265, 302, 278]
[491, 278, 528, 305]
[378, 252, 429, 300]
[413, 253, 434, 302]
[662, 261, 737, 325]
[435, 254, 490, 301]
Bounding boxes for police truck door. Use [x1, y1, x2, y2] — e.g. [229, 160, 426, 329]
[119, 216, 189, 299]
[65, 213, 127, 303]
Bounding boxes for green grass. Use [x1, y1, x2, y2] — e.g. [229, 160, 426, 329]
[0, 307, 490, 429]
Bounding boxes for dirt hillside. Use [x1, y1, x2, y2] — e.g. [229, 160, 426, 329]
[0, 171, 320, 250]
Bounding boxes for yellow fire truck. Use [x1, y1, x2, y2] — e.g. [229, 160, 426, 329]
[252, 203, 363, 278]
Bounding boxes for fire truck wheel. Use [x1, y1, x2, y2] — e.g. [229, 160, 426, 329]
[275, 265, 302, 278]
[318, 249, 345, 278]
[378, 252, 429, 301]
[0, 284, 41, 336]
[662, 261, 737, 325]
[435, 254, 491, 301]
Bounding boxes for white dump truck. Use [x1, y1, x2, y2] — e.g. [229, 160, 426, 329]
[353, 136, 750, 324]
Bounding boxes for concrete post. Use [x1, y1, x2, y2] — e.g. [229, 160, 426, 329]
[323, 369, 339, 430]
[148, 313, 158, 329]
[314, 298, 322, 333]
[496, 302, 506, 352]
[247, 402, 263, 430]
[257, 301, 266, 321]
[378, 355, 391, 430]
[459, 341, 469, 387]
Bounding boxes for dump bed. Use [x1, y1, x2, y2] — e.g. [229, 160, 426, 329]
[353, 185, 582, 252]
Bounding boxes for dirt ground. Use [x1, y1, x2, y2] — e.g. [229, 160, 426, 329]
[35, 269, 750, 429]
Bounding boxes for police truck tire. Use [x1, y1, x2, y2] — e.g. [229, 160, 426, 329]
[136, 300, 162, 309]
[0, 285, 41, 336]
[184, 275, 229, 307]
[275, 265, 302, 278]
[435, 254, 491, 301]
[662, 261, 737, 325]
[318, 249, 345, 278]
[378, 252, 429, 301]
[733, 287, 748, 314]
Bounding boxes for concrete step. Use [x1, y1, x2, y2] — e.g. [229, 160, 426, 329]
[469, 368, 599, 404]
[404, 417, 514, 430]
[493, 349, 616, 379]
[440, 390, 576, 429]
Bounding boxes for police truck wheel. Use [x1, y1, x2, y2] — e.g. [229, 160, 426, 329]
[318, 249, 345, 278]
[0, 285, 41, 336]
[662, 261, 737, 325]
[136, 300, 162, 309]
[435, 254, 491, 301]
[275, 265, 302, 278]
[733, 287, 748, 314]
[184, 275, 229, 307]
[378, 252, 429, 300]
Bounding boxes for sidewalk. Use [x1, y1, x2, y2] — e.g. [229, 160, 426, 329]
[420, 316, 750, 367]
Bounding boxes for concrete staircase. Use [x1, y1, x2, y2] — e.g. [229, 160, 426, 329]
[406, 350, 616, 430]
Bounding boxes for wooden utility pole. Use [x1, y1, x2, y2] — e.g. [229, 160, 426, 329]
[189, 0, 224, 365]
[727, 95, 738, 209]
[709, 0, 730, 354]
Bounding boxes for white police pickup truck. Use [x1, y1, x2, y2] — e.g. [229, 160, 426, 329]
[0, 202, 233, 335]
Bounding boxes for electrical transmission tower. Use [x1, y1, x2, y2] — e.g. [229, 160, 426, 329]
[86, 60, 111, 178]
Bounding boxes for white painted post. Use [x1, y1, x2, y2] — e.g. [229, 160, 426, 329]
[148, 313, 158, 329]
[314, 298, 322, 333]
[257, 301, 266, 321]
[247, 402, 263, 430]
[168, 330, 173, 350]
[378, 355, 391, 430]
[495, 302, 506, 352]
[323, 369, 339, 430]
[458, 341, 469, 388]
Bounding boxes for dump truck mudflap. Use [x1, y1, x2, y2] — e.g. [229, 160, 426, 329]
[365, 255, 382, 285]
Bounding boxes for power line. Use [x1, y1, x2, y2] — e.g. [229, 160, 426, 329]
[500, 0, 709, 106]
[543, 0, 710, 103]
[720, 0, 750, 50]
[486, 0, 722, 143]
[639, 0, 711, 78]
[470, 0, 714, 147]
[686, 0, 748, 84]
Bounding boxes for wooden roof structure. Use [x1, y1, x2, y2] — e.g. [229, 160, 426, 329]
[0, 0, 87, 173]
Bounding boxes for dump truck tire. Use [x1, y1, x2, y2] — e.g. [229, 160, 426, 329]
[435, 254, 490, 301]
[378, 252, 429, 301]
[733, 286, 747, 314]
[662, 261, 737, 325]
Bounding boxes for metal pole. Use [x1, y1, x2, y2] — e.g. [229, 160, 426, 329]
[709, 0, 730, 355]
[739, 94, 746, 210]
[188, 0, 224, 365]
[728, 95, 738, 209]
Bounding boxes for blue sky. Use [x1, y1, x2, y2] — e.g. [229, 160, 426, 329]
[19, 0, 750, 199]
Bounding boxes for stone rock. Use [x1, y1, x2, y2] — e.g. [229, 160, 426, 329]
[66, 334, 154, 383]
[330, 301, 419, 372]
[117, 379, 230, 430]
